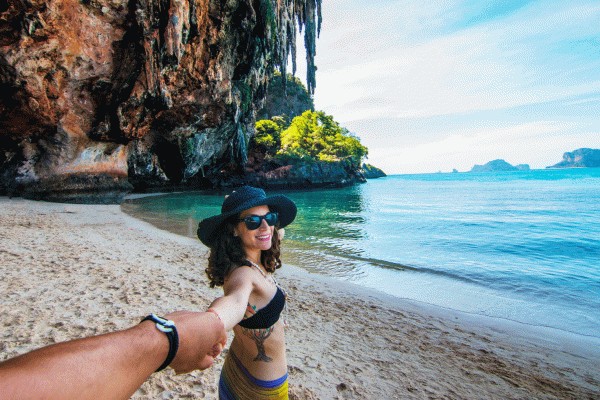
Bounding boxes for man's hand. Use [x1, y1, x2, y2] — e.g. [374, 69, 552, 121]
[165, 311, 227, 374]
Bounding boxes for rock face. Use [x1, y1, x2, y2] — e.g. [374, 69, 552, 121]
[0, 0, 321, 202]
[245, 159, 366, 189]
[470, 159, 530, 172]
[257, 72, 314, 121]
[547, 148, 600, 169]
[361, 163, 386, 179]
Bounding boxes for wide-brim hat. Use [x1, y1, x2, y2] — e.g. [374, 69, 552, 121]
[197, 185, 297, 246]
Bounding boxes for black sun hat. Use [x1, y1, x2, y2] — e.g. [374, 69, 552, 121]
[197, 185, 297, 246]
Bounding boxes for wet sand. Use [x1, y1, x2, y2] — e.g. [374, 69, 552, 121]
[1, 197, 599, 399]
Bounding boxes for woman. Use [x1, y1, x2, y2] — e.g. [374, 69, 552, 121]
[197, 185, 297, 399]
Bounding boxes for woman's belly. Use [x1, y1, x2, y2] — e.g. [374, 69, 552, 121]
[230, 320, 287, 380]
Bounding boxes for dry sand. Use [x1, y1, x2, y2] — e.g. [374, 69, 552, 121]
[1, 197, 599, 399]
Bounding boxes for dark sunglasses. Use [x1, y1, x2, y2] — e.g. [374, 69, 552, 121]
[237, 212, 279, 230]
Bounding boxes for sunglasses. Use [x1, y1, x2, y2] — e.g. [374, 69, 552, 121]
[237, 212, 279, 230]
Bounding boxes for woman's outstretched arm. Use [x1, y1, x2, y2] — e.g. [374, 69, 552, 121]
[207, 267, 255, 331]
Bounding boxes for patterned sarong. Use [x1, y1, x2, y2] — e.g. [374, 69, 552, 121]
[219, 350, 288, 400]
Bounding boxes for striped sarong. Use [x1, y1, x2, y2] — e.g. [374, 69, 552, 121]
[219, 350, 288, 400]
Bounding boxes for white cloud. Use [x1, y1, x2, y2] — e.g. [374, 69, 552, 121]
[312, 1, 600, 121]
[367, 121, 600, 174]
[292, 1, 600, 173]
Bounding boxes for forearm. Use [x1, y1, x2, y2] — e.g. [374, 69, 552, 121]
[0, 322, 166, 400]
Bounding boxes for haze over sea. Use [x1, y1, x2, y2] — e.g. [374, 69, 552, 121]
[122, 168, 600, 338]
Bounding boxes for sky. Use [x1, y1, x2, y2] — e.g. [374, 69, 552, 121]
[292, 0, 600, 174]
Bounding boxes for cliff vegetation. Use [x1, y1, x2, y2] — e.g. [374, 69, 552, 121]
[244, 109, 369, 188]
[254, 110, 367, 165]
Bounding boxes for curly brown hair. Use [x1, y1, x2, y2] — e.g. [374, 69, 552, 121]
[205, 217, 282, 288]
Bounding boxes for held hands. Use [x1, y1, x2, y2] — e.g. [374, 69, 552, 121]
[164, 311, 227, 374]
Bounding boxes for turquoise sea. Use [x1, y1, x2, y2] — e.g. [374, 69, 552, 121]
[122, 168, 600, 338]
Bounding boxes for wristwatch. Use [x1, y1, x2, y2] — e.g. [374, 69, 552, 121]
[141, 313, 179, 372]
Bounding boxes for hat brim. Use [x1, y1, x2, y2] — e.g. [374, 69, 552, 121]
[197, 195, 297, 246]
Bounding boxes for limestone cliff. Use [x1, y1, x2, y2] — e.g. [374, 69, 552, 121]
[0, 0, 321, 202]
[257, 71, 314, 121]
[243, 158, 367, 189]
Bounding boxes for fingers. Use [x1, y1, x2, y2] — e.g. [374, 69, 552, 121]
[174, 354, 215, 375]
[198, 354, 216, 371]
[219, 329, 228, 346]
[210, 342, 223, 358]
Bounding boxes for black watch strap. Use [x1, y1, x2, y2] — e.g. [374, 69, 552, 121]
[141, 313, 179, 372]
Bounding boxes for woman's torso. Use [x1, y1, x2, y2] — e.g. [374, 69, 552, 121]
[229, 268, 287, 380]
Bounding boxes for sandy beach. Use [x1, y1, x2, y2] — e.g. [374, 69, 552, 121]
[1, 197, 599, 399]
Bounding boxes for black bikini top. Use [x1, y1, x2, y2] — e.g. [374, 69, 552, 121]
[238, 286, 286, 329]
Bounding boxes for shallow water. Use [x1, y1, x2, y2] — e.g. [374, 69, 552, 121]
[122, 168, 600, 337]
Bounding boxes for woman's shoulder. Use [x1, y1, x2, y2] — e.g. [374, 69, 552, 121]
[228, 264, 255, 279]
[223, 264, 256, 290]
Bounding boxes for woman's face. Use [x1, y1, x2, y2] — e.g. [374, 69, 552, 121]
[235, 205, 274, 256]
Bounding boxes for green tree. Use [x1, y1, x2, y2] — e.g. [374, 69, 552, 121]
[253, 119, 283, 155]
[278, 110, 367, 167]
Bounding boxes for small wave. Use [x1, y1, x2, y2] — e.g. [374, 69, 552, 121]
[286, 241, 488, 287]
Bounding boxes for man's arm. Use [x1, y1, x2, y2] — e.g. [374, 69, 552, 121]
[0, 311, 226, 400]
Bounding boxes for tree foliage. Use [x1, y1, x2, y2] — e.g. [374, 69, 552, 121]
[253, 110, 368, 168]
[254, 118, 284, 154]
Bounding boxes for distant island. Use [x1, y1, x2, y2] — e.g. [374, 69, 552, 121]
[546, 148, 600, 169]
[470, 159, 530, 173]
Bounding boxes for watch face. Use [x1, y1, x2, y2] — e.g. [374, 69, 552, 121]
[144, 314, 175, 332]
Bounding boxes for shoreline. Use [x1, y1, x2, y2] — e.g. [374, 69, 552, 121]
[1, 197, 599, 399]
[281, 262, 600, 356]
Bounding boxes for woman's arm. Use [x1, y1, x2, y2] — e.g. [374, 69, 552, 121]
[0, 311, 226, 400]
[208, 267, 255, 331]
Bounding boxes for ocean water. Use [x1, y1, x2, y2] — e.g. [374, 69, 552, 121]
[122, 168, 600, 338]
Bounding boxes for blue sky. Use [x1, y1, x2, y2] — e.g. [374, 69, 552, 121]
[293, 0, 600, 174]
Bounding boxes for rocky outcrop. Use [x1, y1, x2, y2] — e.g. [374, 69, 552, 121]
[245, 159, 366, 189]
[470, 159, 530, 172]
[0, 0, 322, 202]
[257, 72, 314, 121]
[361, 163, 386, 179]
[547, 148, 600, 169]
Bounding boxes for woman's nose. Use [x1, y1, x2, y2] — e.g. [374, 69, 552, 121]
[259, 218, 269, 229]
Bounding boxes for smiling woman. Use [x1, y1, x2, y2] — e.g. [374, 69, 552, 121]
[196, 186, 297, 399]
